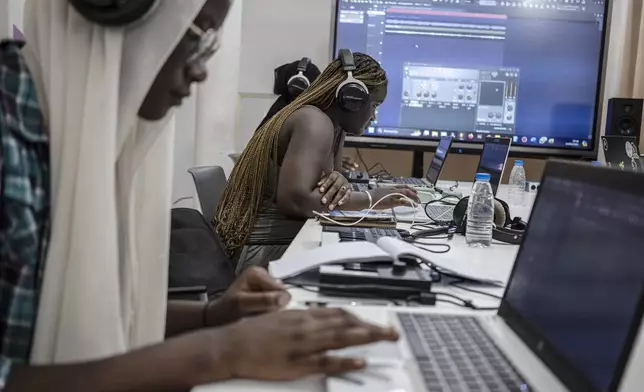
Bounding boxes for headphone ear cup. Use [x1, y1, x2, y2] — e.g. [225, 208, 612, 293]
[70, 0, 158, 26]
[286, 75, 310, 98]
[452, 197, 469, 233]
[336, 81, 369, 112]
[453, 197, 508, 230]
[493, 200, 507, 227]
[495, 198, 512, 226]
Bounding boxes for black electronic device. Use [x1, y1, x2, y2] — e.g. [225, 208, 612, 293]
[452, 197, 527, 245]
[335, 49, 369, 112]
[525, 181, 540, 193]
[323, 226, 405, 242]
[475, 136, 512, 196]
[386, 136, 453, 187]
[605, 98, 643, 146]
[70, 0, 158, 26]
[286, 57, 311, 98]
[343, 170, 370, 183]
[350, 183, 371, 192]
[601, 136, 643, 172]
[318, 261, 434, 299]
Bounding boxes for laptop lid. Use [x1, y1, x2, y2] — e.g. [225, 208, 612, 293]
[498, 161, 644, 392]
[601, 136, 642, 172]
[425, 136, 453, 185]
[475, 137, 511, 196]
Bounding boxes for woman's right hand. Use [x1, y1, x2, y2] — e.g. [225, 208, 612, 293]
[207, 308, 399, 381]
[368, 186, 420, 209]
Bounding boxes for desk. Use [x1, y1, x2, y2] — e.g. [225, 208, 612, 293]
[196, 183, 537, 392]
[284, 183, 535, 309]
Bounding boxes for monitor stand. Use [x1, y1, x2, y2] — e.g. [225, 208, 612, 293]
[412, 151, 424, 178]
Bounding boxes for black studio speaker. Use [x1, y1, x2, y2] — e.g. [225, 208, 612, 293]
[605, 98, 643, 145]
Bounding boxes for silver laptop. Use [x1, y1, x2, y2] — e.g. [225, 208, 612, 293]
[330, 161, 644, 392]
[426, 136, 512, 220]
[382, 136, 453, 190]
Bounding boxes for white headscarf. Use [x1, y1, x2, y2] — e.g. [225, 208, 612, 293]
[22, 0, 208, 364]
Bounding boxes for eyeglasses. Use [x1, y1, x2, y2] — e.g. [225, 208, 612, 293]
[187, 23, 221, 65]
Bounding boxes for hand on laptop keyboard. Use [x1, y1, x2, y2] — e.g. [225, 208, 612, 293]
[369, 186, 420, 209]
[215, 308, 399, 381]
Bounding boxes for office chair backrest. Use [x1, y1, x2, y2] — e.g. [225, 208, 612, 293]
[188, 166, 226, 221]
[228, 153, 241, 165]
[169, 208, 235, 299]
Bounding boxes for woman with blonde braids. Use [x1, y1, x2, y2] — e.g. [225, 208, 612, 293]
[216, 50, 419, 273]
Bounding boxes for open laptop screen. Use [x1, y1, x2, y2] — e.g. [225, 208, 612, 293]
[501, 162, 644, 392]
[425, 136, 453, 185]
[475, 137, 511, 196]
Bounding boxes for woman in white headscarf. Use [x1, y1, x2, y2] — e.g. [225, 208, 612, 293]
[0, 0, 398, 390]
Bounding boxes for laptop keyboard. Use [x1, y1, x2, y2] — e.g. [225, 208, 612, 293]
[323, 226, 401, 243]
[394, 177, 426, 186]
[398, 313, 532, 392]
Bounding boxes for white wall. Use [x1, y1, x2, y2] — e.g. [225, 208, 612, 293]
[1, 0, 25, 38]
[234, 0, 336, 151]
[172, 0, 244, 209]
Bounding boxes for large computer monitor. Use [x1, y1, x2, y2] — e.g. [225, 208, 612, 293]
[333, 0, 609, 158]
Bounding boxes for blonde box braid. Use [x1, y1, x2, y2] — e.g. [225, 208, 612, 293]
[216, 53, 387, 254]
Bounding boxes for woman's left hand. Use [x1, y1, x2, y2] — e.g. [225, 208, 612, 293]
[204, 267, 291, 328]
[342, 157, 359, 172]
[318, 171, 351, 210]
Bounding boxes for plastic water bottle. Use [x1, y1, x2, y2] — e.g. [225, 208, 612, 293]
[508, 160, 527, 207]
[466, 173, 494, 248]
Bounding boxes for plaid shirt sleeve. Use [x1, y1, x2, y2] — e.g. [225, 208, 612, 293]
[0, 40, 50, 389]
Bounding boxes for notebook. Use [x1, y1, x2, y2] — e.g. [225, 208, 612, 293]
[269, 237, 505, 285]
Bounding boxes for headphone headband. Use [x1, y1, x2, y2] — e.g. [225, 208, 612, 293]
[339, 49, 357, 72]
[285, 57, 312, 98]
[296, 57, 311, 74]
[335, 49, 368, 112]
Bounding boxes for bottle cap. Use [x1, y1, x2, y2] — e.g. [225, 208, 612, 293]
[475, 173, 491, 181]
[514, 160, 524, 166]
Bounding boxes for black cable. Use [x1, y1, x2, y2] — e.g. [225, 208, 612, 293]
[406, 291, 498, 311]
[436, 298, 470, 308]
[422, 195, 460, 225]
[448, 280, 504, 300]
[355, 148, 368, 171]
[449, 181, 460, 192]
[410, 240, 451, 254]
[284, 282, 407, 306]
[369, 164, 391, 178]
[433, 290, 476, 304]
[353, 149, 392, 178]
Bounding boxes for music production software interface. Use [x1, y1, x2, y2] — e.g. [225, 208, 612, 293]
[336, 0, 606, 151]
[505, 176, 644, 391]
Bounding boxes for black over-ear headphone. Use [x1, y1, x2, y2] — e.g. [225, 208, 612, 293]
[452, 197, 527, 245]
[336, 49, 369, 112]
[70, 0, 158, 26]
[286, 57, 312, 98]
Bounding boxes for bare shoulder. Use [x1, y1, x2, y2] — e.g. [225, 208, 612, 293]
[286, 106, 335, 139]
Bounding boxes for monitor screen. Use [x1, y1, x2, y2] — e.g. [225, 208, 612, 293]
[425, 136, 453, 184]
[503, 170, 644, 392]
[334, 0, 607, 153]
[475, 137, 511, 195]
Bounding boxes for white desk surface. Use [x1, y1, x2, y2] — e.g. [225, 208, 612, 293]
[196, 183, 538, 392]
